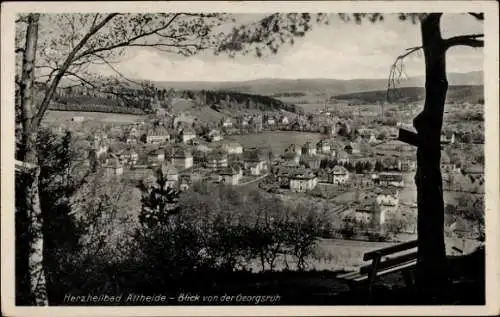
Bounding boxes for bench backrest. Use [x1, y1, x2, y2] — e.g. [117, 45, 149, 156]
[360, 240, 418, 275]
[363, 239, 418, 261]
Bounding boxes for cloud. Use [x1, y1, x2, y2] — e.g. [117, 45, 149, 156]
[93, 14, 483, 82]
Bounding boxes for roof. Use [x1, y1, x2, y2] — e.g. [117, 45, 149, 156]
[172, 147, 192, 158]
[337, 150, 349, 159]
[219, 166, 239, 175]
[331, 165, 348, 175]
[379, 173, 403, 182]
[302, 142, 315, 149]
[317, 139, 331, 146]
[161, 163, 178, 176]
[148, 127, 170, 136]
[207, 151, 228, 160]
[291, 170, 316, 180]
[221, 141, 242, 149]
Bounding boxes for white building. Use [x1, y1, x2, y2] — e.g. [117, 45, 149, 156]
[289, 171, 318, 192]
[171, 148, 193, 169]
[146, 128, 170, 144]
[219, 166, 242, 185]
[181, 127, 196, 143]
[328, 165, 349, 184]
[316, 139, 331, 154]
[161, 164, 179, 188]
[378, 173, 404, 187]
[221, 142, 243, 155]
[302, 142, 317, 156]
[222, 118, 233, 128]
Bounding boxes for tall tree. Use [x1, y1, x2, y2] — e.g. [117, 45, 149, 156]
[14, 12, 227, 305]
[217, 12, 484, 303]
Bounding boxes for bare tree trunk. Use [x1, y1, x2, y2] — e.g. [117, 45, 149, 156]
[413, 13, 448, 303]
[17, 13, 48, 306]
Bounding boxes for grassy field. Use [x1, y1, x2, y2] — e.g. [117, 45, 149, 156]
[226, 131, 325, 154]
[43, 110, 147, 125]
[245, 236, 481, 274]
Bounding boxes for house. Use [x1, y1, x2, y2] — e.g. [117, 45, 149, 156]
[206, 151, 228, 169]
[161, 164, 179, 188]
[286, 144, 300, 154]
[238, 116, 250, 127]
[126, 135, 139, 145]
[219, 166, 242, 185]
[118, 148, 139, 165]
[94, 131, 108, 144]
[181, 127, 196, 143]
[93, 141, 108, 158]
[266, 117, 276, 126]
[378, 173, 404, 187]
[280, 116, 289, 125]
[398, 158, 416, 172]
[328, 165, 349, 184]
[207, 129, 223, 142]
[250, 115, 263, 132]
[275, 167, 294, 188]
[221, 141, 243, 155]
[146, 127, 170, 144]
[148, 149, 165, 164]
[245, 158, 266, 176]
[302, 142, 317, 156]
[282, 151, 301, 165]
[301, 155, 321, 169]
[344, 142, 360, 155]
[353, 205, 386, 227]
[171, 148, 193, 169]
[316, 139, 331, 154]
[440, 131, 456, 144]
[336, 150, 350, 164]
[179, 179, 191, 191]
[103, 155, 123, 177]
[376, 188, 399, 207]
[128, 126, 141, 138]
[368, 133, 378, 144]
[322, 124, 336, 136]
[357, 128, 373, 138]
[440, 152, 458, 173]
[221, 117, 233, 128]
[72, 116, 84, 122]
[289, 171, 318, 192]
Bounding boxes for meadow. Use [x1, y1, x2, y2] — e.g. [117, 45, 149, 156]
[43, 110, 147, 124]
[245, 236, 480, 273]
[225, 131, 326, 154]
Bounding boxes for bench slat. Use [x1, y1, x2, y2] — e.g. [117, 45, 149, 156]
[363, 240, 418, 261]
[353, 260, 417, 282]
[360, 251, 418, 275]
[337, 271, 363, 280]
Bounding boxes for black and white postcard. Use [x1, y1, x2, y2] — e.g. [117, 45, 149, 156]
[1, 1, 499, 316]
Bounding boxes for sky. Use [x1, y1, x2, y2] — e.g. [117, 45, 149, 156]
[95, 13, 484, 82]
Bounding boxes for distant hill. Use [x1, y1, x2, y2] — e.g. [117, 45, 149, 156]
[150, 71, 483, 97]
[171, 89, 298, 114]
[332, 85, 484, 105]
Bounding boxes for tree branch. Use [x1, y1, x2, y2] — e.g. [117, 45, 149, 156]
[444, 34, 484, 49]
[90, 53, 143, 86]
[32, 13, 119, 127]
[74, 13, 181, 61]
[387, 45, 423, 102]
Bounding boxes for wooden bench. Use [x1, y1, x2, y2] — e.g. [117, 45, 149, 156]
[337, 239, 418, 302]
